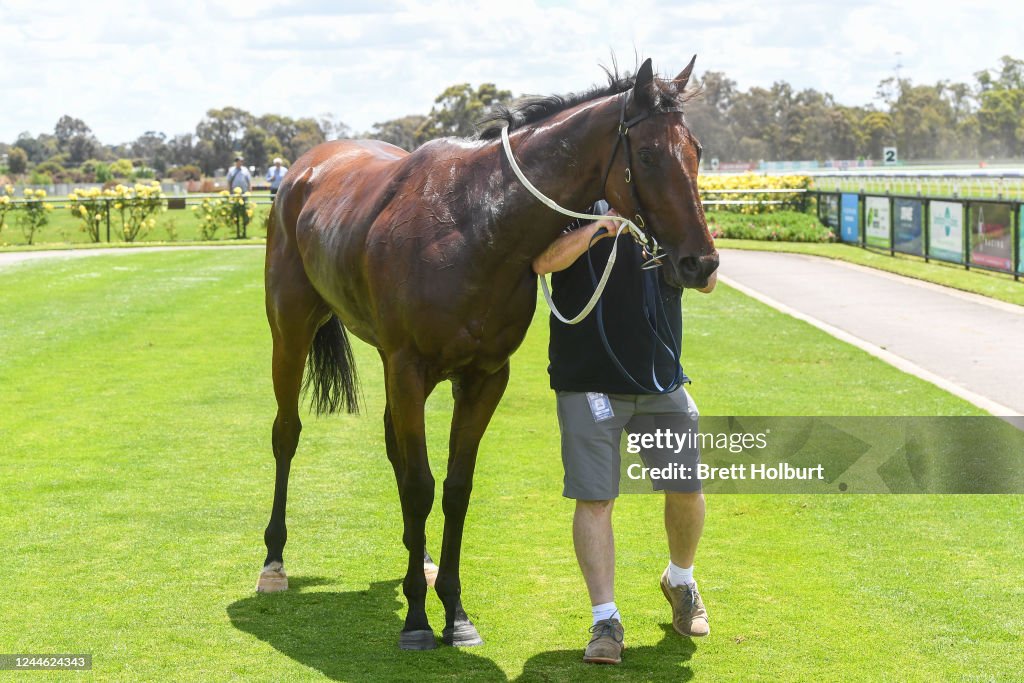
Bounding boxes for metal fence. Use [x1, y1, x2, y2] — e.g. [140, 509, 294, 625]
[812, 190, 1023, 282]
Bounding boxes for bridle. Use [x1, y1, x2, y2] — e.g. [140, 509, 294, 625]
[598, 92, 686, 270]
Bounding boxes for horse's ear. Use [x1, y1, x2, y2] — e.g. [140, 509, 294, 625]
[632, 58, 656, 108]
[675, 55, 697, 91]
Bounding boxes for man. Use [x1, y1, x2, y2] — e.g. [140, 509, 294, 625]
[265, 157, 288, 197]
[532, 201, 717, 665]
[227, 156, 252, 193]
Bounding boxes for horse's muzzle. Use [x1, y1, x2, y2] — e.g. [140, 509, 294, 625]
[675, 253, 719, 289]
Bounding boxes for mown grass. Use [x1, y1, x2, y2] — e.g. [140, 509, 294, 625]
[717, 238, 1024, 307]
[1, 250, 1020, 681]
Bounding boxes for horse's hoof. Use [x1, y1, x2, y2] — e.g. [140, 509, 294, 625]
[424, 560, 439, 588]
[442, 619, 484, 647]
[256, 562, 288, 593]
[398, 629, 437, 650]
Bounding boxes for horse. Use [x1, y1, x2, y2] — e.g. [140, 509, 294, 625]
[256, 56, 719, 650]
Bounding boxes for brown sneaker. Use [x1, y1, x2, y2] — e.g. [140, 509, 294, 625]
[583, 618, 625, 664]
[660, 569, 710, 637]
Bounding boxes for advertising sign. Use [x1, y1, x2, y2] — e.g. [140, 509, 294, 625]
[969, 203, 1013, 272]
[893, 198, 923, 255]
[840, 193, 859, 242]
[1019, 206, 1024, 274]
[928, 201, 963, 263]
[864, 196, 890, 248]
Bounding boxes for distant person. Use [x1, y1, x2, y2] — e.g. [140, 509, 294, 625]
[266, 158, 288, 197]
[227, 156, 252, 193]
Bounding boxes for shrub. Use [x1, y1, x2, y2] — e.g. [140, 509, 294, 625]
[192, 188, 253, 240]
[168, 165, 201, 182]
[707, 210, 835, 242]
[68, 187, 116, 242]
[18, 188, 53, 245]
[109, 159, 134, 179]
[0, 184, 14, 234]
[110, 182, 165, 242]
[700, 174, 811, 214]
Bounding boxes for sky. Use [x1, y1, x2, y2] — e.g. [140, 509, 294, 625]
[1, 0, 1021, 144]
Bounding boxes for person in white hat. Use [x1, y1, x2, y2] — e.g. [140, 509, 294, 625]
[266, 157, 288, 197]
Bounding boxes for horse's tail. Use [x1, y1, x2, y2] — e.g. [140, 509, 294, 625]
[303, 315, 360, 415]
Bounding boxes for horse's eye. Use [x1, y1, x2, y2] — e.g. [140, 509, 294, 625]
[638, 149, 654, 165]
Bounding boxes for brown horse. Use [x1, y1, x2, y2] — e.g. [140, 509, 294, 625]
[257, 57, 718, 650]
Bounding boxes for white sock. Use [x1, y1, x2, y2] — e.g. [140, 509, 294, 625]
[592, 601, 621, 625]
[667, 561, 695, 587]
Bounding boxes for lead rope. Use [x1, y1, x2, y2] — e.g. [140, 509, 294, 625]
[500, 124, 649, 325]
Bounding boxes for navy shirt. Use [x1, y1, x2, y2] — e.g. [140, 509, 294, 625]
[547, 204, 687, 394]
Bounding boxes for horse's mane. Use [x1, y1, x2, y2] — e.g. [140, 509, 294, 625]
[475, 62, 692, 140]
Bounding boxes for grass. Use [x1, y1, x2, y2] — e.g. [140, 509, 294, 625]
[716, 238, 1024, 307]
[1, 250, 1020, 681]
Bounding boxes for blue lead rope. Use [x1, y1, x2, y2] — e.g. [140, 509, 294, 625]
[584, 228, 686, 395]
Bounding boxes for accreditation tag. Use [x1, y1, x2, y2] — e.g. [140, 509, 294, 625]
[586, 392, 614, 422]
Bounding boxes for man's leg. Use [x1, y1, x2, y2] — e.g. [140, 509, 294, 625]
[660, 490, 710, 636]
[665, 491, 705, 570]
[574, 498, 616, 608]
[556, 391, 633, 664]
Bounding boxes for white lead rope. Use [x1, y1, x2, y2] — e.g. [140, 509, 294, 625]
[500, 125, 647, 325]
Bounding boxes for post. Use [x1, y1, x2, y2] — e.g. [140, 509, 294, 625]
[859, 192, 866, 250]
[924, 199, 930, 264]
[889, 195, 895, 257]
[105, 198, 111, 242]
[964, 201, 971, 272]
[1014, 201, 1020, 282]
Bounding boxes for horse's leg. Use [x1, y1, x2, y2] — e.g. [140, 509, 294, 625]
[386, 352, 438, 650]
[257, 260, 327, 592]
[436, 363, 510, 646]
[380, 352, 437, 587]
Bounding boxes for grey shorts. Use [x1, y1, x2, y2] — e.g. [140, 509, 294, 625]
[555, 387, 702, 499]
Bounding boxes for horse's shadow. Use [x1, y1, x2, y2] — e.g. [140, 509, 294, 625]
[226, 576, 507, 682]
[228, 577, 696, 681]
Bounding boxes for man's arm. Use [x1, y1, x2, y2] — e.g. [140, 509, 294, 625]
[532, 215, 619, 275]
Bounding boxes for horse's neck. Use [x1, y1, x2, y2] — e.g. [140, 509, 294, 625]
[483, 100, 619, 263]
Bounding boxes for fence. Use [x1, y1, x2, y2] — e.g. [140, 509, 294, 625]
[812, 191, 1023, 282]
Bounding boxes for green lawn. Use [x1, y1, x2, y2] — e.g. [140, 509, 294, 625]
[718, 238, 1024, 307]
[1, 250, 1020, 681]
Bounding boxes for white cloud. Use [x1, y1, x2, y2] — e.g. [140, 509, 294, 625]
[1, 0, 1021, 144]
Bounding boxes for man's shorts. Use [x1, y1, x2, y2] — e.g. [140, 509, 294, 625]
[555, 387, 702, 499]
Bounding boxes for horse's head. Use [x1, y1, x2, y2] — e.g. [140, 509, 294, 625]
[603, 57, 718, 290]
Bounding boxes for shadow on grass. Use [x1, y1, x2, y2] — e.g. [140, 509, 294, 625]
[228, 577, 697, 681]
[226, 576, 508, 681]
[514, 625, 696, 682]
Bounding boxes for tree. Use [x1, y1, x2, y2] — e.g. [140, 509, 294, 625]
[132, 131, 170, 174]
[286, 118, 327, 162]
[195, 107, 254, 174]
[7, 147, 27, 174]
[366, 115, 428, 151]
[415, 83, 513, 143]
